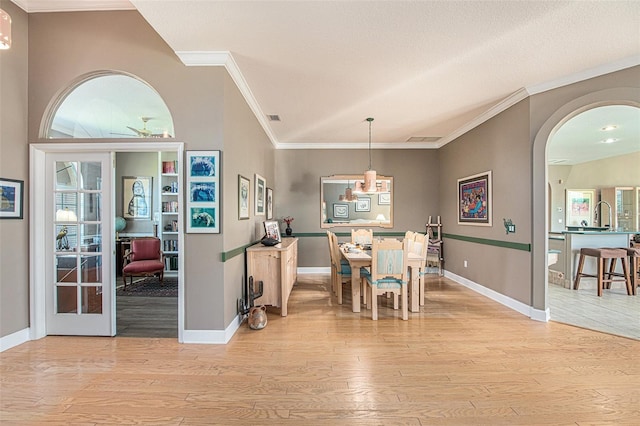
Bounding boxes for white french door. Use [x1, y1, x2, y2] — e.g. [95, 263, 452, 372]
[45, 153, 114, 335]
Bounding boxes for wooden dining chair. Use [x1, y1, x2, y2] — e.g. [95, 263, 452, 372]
[351, 228, 373, 246]
[412, 232, 429, 305]
[361, 238, 409, 320]
[328, 231, 351, 305]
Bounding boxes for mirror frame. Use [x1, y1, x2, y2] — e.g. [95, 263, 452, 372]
[320, 174, 393, 228]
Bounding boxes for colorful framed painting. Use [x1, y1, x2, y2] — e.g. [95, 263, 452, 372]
[0, 178, 24, 219]
[238, 175, 250, 220]
[457, 170, 492, 226]
[266, 187, 274, 220]
[565, 189, 595, 227]
[123, 176, 152, 220]
[186, 151, 220, 233]
[255, 173, 266, 216]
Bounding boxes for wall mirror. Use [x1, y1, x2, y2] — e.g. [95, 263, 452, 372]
[320, 175, 393, 228]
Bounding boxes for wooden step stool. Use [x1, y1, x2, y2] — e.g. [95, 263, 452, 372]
[573, 248, 632, 297]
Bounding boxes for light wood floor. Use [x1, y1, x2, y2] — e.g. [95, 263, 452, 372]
[2, 274, 639, 425]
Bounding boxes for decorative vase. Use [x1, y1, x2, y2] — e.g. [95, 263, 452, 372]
[248, 305, 268, 330]
[285, 225, 292, 236]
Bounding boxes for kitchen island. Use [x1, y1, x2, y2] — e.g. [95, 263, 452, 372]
[555, 231, 635, 289]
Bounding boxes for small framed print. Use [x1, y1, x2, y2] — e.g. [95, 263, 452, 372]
[0, 178, 24, 219]
[266, 187, 273, 220]
[333, 203, 349, 219]
[378, 192, 390, 205]
[238, 175, 250, 220]
[123, 176, 152, 220]
[255, 173, 266, 216]
[355, 197, 371, 212]
[186, 151, 220, 233]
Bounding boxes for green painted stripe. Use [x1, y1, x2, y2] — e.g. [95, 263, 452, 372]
[221, 240, 260, 262]
[221, 232, 406, 262]
[443, 233, 531, 252]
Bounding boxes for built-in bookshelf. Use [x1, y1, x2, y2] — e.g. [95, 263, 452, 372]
[160, 154, 179, 275]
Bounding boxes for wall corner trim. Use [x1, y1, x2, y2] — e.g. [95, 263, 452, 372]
[181, 314, 242, 344]
[445, 270, 544, 321]
[0, 328, 30, 352]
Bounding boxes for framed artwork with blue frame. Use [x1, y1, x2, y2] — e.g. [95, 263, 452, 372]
[186, 151, 220, 233]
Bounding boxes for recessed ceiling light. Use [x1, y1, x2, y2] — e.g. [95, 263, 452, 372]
[601, 138, 618, 144]
[600, 125, 618, 131]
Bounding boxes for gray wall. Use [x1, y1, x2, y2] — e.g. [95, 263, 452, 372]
[274, 149, 440, 268]
[439, 99, 533, 304]
[115, 152, 158, 235]
[0, 0, 29, 338]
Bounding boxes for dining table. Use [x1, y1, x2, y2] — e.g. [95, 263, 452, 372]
[340, 244, 424, 314]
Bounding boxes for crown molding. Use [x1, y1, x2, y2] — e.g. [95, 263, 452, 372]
[11, 1, 135, 13]
[176, 51, 279, 148]
[526, 55, 640, 96]
[276, 142, 440, 150]
[435, 88, 529, 148]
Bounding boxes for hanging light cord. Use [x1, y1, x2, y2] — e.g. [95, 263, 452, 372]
[367, 117, 374, 170]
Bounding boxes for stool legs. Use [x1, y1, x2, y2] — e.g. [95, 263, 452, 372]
[573, 254, 586, 290]
[574, 251, 633, 296]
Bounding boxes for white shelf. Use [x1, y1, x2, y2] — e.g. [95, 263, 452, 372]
[164, 251, 178, 255]
[162, 231, 178, 235]
[162, 212, 178, 215]
[162, 192, 179, 196]
[162, 173, 178, 177]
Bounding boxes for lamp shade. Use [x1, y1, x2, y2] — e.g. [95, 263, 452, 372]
[376, 214, 386, 221]
[56, 208, 77, 222]
[0, 9, 11, 50]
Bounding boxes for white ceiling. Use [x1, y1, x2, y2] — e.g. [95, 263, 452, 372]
[11, 0, 640, 163]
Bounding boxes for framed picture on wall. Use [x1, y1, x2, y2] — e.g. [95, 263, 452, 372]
[255, 173, 266, 216]
[565, 189, 595, 227]
[457, 170, 492, 226]
[238, 175, 250, 220]
[123, 176, 152, 220]
[333, 203, 349, 219]
[355, 197, 371, 212]
[378, 192, 390, 205]
[0, 178, 24, 219]
[186, 151, 220, 233]
[266, 187, 273, 220]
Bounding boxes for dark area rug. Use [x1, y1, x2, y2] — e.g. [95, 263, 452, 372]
[116, 277, 177, 297]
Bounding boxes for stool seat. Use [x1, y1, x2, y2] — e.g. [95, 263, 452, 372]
[609, 247, 639, 295]
[573, 247, 632, 297]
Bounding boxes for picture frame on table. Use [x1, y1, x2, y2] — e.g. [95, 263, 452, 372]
[255, 173, 266, 216]
[355, 197, 371, 212]
[333, 203, 349, 219]
[565, 189, 595, 227]
[266, 187, 273, 220]
[0, 178, 24, 219]
[238, 175, 250, 220]
[263, 220, 281, 242]
[457, 170, 492, 226]
[123, 176, 152, 220]
[186, 150, 220, 233]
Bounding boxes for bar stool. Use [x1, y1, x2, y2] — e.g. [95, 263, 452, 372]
[606, 247, 639, 296]
[573, 248, 632, 297]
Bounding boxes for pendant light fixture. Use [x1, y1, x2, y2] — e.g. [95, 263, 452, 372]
[363, 117, 377, 193]
[0, 9, 11, 50]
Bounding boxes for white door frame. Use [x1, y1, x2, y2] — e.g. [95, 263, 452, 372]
[30, 142, 185, 342]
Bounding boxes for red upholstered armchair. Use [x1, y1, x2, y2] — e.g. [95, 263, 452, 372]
[122, 238, 164, 289]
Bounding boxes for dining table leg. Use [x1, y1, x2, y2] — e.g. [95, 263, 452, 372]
[410, 266, 420, 312]
[351, 264, 361, 313]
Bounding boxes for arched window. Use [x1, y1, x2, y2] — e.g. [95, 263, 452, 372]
[44, 72, 174, 139]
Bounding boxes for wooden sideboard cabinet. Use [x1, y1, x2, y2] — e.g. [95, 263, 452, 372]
[246, 237, 298, 316]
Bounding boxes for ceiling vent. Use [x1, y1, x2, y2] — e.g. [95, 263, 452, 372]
[267, 114, 281, 122]
[406, 136, 441, 143]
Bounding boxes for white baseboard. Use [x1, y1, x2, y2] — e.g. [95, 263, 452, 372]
[444, 270, 549, 322]
[298, 267, 330, 274]
[182, 314, 242, 344]
[0, 328, 30, 352]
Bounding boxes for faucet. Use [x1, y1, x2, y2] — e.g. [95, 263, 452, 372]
[593, 201, 613, 231]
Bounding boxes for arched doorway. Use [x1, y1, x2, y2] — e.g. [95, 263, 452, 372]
[532, 89, 640, 337]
